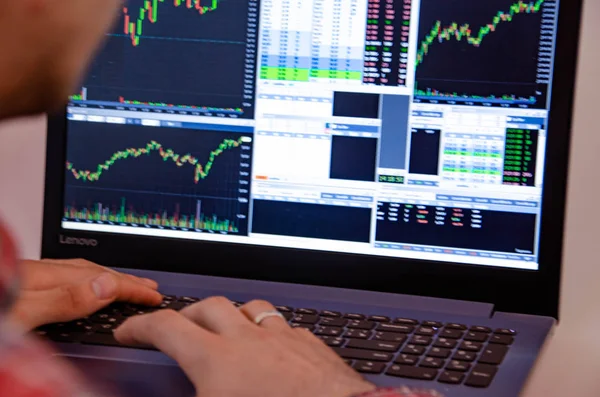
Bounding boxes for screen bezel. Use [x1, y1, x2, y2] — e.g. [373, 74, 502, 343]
[42, 0, 583, 319]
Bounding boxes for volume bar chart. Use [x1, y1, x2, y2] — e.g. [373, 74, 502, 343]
[65, 198, 239, 232]
[413, 0, 558, 109]
[70, 0, 259, 118]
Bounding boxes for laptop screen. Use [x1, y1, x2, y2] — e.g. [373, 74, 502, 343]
[62, 0, 559, 271]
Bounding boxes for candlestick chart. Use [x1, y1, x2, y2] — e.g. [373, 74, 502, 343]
[413, 0, 557, 109]
[63, 122, 253, 235]
[70, 0, 259, 118]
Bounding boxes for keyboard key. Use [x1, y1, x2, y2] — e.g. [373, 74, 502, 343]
[332, 348, 393, 362]
[426, 347, 451, 359]
[70, 320, 95, 333]
[291, 323, 315, 332]
[465, 364, 498, 388]
[464, 332, 488, 342]
[445, 323, 467, 330]
[470, 326, 492, 333]
[343, 359, 353, 366]
[415, 327, 437, 336]
[422, 321, 443, 328]
[275, 305, 293, 313]
[96, 323, 116, 334]
[368, 315, 390, 322]
[319, 317, 347, 327]
[420, 357, 445, 369]
[438, 370, 466, 385]
[395, 354, 419, 366]
[281, 312, 293, 321]
[291, 314, 319, 324]
[89, 313, 121, 324]
[353, 360, 386, 374]
[440, 329, 464, 339]
[347, 320, 375, 330]
[178, 296, 199, 303]
[121, 307, 140, 317]
[453, 350, 477, 362]
[489, 334, 514, 345]
[494, 328, 517, 335]
[433, 338, 457, 349]
[394, 318, 419, 325]
[314, 326, 343, 337]
[167, 302, 186, 311]
[402, 344, 426, 355]
[319, 336, 346, 348]
[373, 332, 407, 343]
[346, 339, 401, 352]
[409, 335, 432, 346]
[459, 341, 483, 352]
[344, 313, 365, 320]
[344, 329, 371, 339]
[446, 360, 471, 372]
[376, 323, 414, 333]
[320, 310, 341, 318]
[296, 308, 317, 315]
[50, 332, 82, 343]
[386, 365, 438, 380]
[80, 332, 122, 348]
[479, 345, 508, 365]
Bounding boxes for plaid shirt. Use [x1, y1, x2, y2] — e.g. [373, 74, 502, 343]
[0, 220, 442, 397]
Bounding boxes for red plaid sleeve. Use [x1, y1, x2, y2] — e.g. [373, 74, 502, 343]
[0, 325, 113, 397]
[357, 387, 445, 397]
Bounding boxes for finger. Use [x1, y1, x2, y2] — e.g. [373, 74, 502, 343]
[31, 260, 159, 291]
[32, 267, 162, 306]
[293, 326, 348, 363]
[47, 259, 158, 288]
[239, 300, 289, 331]
[115, 310, 215, 372]
[179, 296, 249, 334]
[124, 274, 158, 289]
[10, 272, 140, 329]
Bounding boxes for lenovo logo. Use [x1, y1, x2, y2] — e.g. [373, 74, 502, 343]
[59, 235, 98, 247]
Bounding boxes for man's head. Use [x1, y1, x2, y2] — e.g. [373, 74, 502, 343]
[0, 0, 121, 120]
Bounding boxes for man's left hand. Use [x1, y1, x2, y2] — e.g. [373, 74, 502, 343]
[9, 259, 162, 331]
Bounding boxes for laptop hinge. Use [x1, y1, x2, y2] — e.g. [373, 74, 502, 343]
[119, 268, 495, 318]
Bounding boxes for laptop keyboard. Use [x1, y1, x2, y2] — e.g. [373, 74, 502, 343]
[36, 295, 516, 388]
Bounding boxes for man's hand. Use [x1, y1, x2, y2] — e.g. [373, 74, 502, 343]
[9, 259, 162, 331]
[115, 297, 376, 397]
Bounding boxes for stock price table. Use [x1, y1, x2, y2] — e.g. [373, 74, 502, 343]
[363, 0, 413, 87]
[375, 202, 536, 254]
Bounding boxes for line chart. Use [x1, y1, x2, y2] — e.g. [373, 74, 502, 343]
[413, 0, 557, 109]
[66, 138, 244, 184]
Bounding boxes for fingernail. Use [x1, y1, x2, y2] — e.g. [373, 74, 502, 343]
[92, 273, 117, 300]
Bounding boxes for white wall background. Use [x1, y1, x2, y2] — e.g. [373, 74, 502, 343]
[0, 0, 599, 395]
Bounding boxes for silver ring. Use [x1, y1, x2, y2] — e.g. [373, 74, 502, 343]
[253, 311, 285, 326]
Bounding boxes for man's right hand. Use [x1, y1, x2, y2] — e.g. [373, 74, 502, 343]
[115, 297, 376, 397]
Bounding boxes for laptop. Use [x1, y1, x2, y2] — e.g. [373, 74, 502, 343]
[39, 0, 582, 395]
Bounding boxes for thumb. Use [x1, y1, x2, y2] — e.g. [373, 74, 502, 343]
[11, 272, 119, 330]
